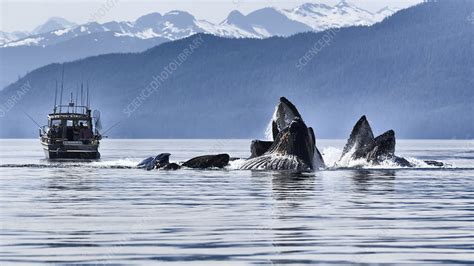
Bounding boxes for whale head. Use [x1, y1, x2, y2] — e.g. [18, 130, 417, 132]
[154, 153, 171, 168]
[242, 117, 316, 171]
[271, 97, 303, 140]
[340, 116, 406, 165]
[341, 115, 375, 159]
[279, 117, 315, 168]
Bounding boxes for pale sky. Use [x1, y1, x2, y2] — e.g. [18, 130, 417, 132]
[0, 0, 423, 32]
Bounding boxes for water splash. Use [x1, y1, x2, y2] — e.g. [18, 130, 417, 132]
[227, 158, 247, 170]
[264, 105, 278, 140]
[321, 146, 344, 167]
[321, 146, 453, 170]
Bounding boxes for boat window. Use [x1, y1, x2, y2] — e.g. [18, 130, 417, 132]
[50, 120, 61, 127]
[67, 120, 74, 127]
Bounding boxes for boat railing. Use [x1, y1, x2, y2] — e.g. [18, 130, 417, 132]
[53, 104, 89, 114]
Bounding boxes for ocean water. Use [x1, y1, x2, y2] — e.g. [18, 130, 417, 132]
[0, 139, 473, 264]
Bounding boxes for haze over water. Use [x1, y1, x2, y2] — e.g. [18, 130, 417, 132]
[1, 139, 473, 264]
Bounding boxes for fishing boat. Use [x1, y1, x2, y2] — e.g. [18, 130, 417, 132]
[39, 80, 102, 159]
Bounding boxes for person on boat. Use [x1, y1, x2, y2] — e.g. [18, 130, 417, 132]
[83, 127, 93, 139]
[79, 122, 86, 139]
[79, 122, 93, 143]
[49, 125, 57, 137]
[49, 124, 61, 138]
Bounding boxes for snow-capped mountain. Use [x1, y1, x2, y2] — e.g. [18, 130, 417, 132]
[0, 17, 77, 46]
[280, 1, 378, 31]
[32, 17, 77, 35]
[0, 1, 402, 89]
[0, 31, 29, 45]
[1, 1, 400, 48]
[217, 8, 313, 37]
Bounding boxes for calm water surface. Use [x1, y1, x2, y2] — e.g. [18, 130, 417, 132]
[0, 139, 473, 264]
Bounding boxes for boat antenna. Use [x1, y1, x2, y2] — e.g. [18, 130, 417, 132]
[54, 79, 58, 113]
[80, 82, 84, 107]
[75, 84, 79, 113]
[59, 67, 65, 113]
[23, 111, 41, 129]
[69, 92, 73, 113]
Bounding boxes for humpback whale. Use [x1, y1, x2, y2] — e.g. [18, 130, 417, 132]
[138, 153, 230, 170]
[339, 116, 411, 166]
[240, 97, 325, 171]
[137, 153, 171, 170]
[240, 118, 316, 171]
[182, 154, 230, 169]
[340, 116, 443, 167]
[270, 97, 302, 140]
[137, 99, 445, 172]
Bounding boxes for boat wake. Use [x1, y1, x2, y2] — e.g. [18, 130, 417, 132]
[0, 158, 139, 169]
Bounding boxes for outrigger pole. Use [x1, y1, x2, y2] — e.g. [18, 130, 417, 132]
[23, 111, 42, 129]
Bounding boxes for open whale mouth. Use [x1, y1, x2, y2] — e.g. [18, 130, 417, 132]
[267, 97, 303, 140]
[288, 118, 315, 168]
[242, 117, 316, 171]
[245, 96, 326, 171]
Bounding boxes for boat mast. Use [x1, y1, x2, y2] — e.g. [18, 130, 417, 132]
[54, 79, 58, 113]
[80, 82, 84, 108]
[69, 92, 73, 113]
[86, 81, 90, 109]
[75, 84, 79, 113]
[59, 67, 65, 113]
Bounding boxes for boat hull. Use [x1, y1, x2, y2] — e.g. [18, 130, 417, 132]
[41, 140, 100, 160]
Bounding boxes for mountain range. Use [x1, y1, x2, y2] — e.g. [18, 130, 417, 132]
[0, 1, 399, 89]
[0, 0, 472, 139]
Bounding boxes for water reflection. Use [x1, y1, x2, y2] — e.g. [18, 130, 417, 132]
[268, 172, 320, 264]
[350, 170, 396, 192]
[271, 172, 315, 205]
[45, 169, 98, 192]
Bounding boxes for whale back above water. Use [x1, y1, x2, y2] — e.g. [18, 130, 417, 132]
[182, 154, 230, 169]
